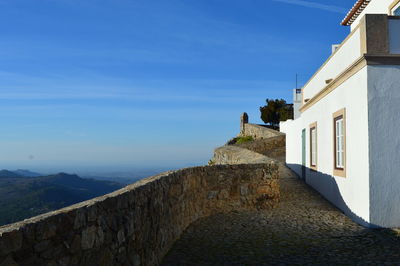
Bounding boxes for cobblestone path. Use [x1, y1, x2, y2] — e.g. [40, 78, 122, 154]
[162, 164, 400, 265]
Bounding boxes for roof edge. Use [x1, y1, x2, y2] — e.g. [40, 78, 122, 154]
[341, 0, 371, 26]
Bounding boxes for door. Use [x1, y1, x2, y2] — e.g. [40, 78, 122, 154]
[301, 129, 306, 180]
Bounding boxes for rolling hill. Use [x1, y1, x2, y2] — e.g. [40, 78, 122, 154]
[0, 169, 23, 178]
[0, 171, 124, 226]
[12, 169, 42, 177]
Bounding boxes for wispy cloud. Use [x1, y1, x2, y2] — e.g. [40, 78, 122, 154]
[0, 70, 291, 102]
[271, 0, 347, 14]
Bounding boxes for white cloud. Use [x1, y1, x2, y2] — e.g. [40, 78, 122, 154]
[271, 0, 347, 14]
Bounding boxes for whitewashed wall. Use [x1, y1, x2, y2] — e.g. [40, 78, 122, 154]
[368, 65, 400, 228]
[389, 18, 400, 54]
[281, 67, 370, 226]
[302, 27, 361, 102]
[280, 119, 302, 176]
[351, 0, 395, 30]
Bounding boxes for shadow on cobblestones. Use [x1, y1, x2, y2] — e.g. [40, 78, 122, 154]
[162, 165, 400, 265]
[286, 163, 372, 228]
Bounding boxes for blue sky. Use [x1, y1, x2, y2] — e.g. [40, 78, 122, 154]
[0, 0, 353, 174]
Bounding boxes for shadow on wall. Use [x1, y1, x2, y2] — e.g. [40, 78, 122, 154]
[287, 164, 380, 229]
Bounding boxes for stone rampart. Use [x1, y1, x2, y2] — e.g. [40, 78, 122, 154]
[212, 146, 276, 165]
[0, 164, 279, 266]
[239, 112, 284, 140]
[234, 135, 286, 161]
[241, 123, 284, 140]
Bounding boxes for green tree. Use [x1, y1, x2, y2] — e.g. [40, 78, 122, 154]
[260, 99, 293, 128]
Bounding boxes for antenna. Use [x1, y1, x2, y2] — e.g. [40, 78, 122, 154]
[295, 73, 298, 89]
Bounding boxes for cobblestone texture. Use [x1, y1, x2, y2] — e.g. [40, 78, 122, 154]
[162, 165, 400, 265]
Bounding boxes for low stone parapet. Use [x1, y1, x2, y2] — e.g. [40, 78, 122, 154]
[211, 146, 276, 165]
[0, 164, 279, 266]
[241, 123, 284, 139]
[239, 112, 284, 140]
[233, 135, 286, 161]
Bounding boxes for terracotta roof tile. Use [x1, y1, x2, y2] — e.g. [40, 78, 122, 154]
[341, 0, 371, 26]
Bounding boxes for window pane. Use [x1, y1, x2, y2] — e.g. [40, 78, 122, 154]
[340, 120, 343, 138]
[336, 120, 340, 136]
[394, 7, 400, 16]
[341, 120, 344, 152]
[336, 151, 340, 167]
[337, 136, 340, 151]
[340, 135, 343, 152]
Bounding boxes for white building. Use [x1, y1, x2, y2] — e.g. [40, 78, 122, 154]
[293, 89, 302, 119]
[280, 0, 400, 228]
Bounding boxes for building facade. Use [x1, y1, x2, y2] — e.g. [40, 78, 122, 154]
[280, 0, 400, 228]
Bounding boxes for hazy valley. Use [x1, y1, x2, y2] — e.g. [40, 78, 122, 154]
[0, 169, 124, 226]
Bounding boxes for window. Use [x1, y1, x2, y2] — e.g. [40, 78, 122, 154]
[394, 6, 400, 16]
[335, 117, 344, 168]
[333, 109, 346, 177]
[309, 122, 317, 170]
[311, 128, 317, 166]
[390, 0, 400, 15]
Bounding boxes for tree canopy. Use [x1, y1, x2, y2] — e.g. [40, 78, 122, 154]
[260, 99, 293, 128]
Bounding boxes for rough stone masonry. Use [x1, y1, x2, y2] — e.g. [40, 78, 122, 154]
[0, 164, 279, 266]
[239, 112, 284, 140]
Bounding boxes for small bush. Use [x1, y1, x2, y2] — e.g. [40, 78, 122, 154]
[226, 137, 238, 145]
[235, 136, 254, 144]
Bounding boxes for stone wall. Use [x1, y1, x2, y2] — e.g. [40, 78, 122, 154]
[234, 135, 286, 162]
[241, 123, 284, 140]
[0, 164, 279, 266]
[239, 112, 283, 140]
[212, 146, 276, 165]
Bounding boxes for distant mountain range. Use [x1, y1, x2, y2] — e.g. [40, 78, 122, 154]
[80, 168, 169, 184]
[12, 169, 42, 177]
[0, 170, 124, 226]
[0, 170, 23, 178]
[80, 175, 145, 185]
[0, 169, 42, 178]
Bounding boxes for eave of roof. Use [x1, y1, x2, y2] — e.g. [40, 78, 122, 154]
[341, 0, 371, 26]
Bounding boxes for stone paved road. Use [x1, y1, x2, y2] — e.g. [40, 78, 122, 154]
[162, 165, 400, 265]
